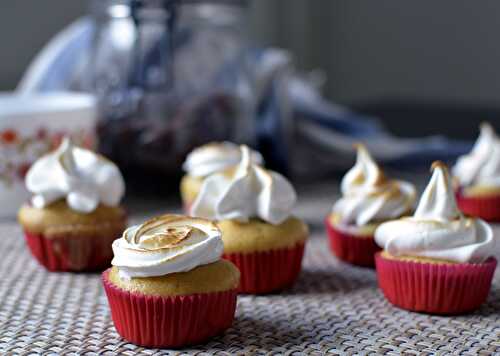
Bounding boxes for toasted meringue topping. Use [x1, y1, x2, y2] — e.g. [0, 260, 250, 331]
[190, 145, 297, 225]
[333, 144, 416, 227]
[183, 141, 264, 178]
[343, 143, 388, 190]
[453, 122, 500, 188]
[25, 138, 125, 213]
[112, 215, 223, 279]
[415, 161, 459, 221]
[375, 162, 494, 263]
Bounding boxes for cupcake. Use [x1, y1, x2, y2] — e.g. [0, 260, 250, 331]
[180, 142, 263, 212]
[18, 138, 127, 271]
[453, 123, 500, 221]
[190, 145, 308, 294]
[325, 144, 416, 267]
[103, 214, 240, 348]
[375, 161, 496, 314]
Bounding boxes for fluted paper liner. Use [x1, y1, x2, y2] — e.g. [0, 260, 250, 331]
[456, 190, 500, 222]
[223, 242, 305, 294]
[375, 252, 497, 315]
[102, 270, 237, 348]
[24, 231, 116, 272]
[325, 218, 380, 267]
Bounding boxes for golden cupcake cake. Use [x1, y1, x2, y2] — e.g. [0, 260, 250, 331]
[191, 145, 308, 294]
[325, 144, 416, 267]
[18, 138, 127, 271]
[375, 162, 496, 314]
[103, 214, 240, 348]
[453, 122, 500, 221]
[180, 142, 263, 212]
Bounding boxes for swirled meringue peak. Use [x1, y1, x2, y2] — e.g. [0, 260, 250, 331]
[190, 145, 297, 225]
[112, 215, 223, 279]
[183, 141, 264, 178]
[332, 144, 416, 227]
[452, 122, 500, 188]
[25, 138, 125, 213]
[375, 162, 494, 263]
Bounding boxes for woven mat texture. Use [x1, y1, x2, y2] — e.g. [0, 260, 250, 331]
[2, 184, 500, 355]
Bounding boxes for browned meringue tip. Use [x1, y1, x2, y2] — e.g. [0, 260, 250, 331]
[431, 160, 448, 172]
[480, 121, 493, 131]
[353, 143, 387, 185]
[200, 141, 229, 151]
[353, 142, 367, 151]
[189, 141, 235, 157]
[353, 143, 376, 165]
[238, 144, 250, 152]
[203, 141, 223, 147]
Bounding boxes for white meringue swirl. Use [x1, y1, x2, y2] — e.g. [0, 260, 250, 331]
[375, 162, 494, 263]
[190, 145, 296, 225]
[183, 141, 264, 178]
[333, 144, 416, 227]
[112, 215, 223, 279]
[25, 138, 125, 213]
[453, 122, 500, 188]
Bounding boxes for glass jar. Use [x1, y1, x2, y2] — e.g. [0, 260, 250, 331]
[86, 0, 255, 191]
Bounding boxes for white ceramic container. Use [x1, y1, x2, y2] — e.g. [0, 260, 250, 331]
[0, 92, 97, 218]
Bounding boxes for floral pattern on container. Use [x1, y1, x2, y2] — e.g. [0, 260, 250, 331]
[0, 128, 95, 186]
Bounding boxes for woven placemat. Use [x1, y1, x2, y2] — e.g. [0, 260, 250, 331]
[1, 222, 500, 356]
[2, 180, 500, 355]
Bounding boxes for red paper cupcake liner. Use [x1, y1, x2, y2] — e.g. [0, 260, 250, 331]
[455, 190, 500, 222]
[24, 231, 117, 272]
[375, 252, 497, 315]
[223, 242, 305, 294]
[102, 270, 237, 348]
[325, 218, 380, 267]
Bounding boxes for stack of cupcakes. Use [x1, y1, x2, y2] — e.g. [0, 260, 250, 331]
[326, 144, 416, 267]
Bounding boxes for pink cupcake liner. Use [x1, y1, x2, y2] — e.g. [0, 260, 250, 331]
[24, 231, 117, 272]
[223, 242, 305, 294]
[375, 252, 497, 315]
[102, 270, 238, 348]
[455, 190, 500, 222]
[325, 218, 380, 267]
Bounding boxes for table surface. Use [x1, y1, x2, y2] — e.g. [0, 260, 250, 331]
[2, 181, 500, 355]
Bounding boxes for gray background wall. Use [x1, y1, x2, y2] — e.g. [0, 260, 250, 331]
[250, 0, 500, 107]
[1, 1, 500, 127]
[0, 2, 86, 91]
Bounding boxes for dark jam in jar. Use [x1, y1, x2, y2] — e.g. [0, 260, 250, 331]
[88, 1, 253, 194]
[97, 92, 241, 194]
